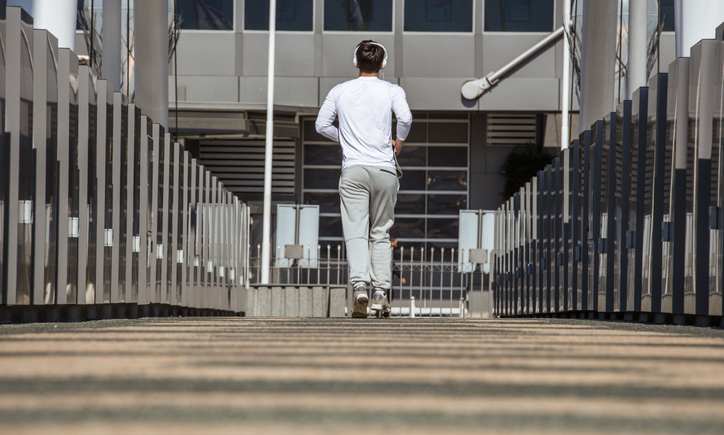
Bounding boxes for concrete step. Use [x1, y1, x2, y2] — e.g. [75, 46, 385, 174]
[245, 285, 347, 318]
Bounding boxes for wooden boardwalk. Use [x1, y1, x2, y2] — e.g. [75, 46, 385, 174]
[1, 318, 724, 434]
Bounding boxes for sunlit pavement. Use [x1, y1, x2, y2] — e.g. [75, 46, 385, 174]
[2, 317, 724, 434]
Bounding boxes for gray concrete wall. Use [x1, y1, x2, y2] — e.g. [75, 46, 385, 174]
[170, 0, 676, 112]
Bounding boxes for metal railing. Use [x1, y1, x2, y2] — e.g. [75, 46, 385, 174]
[251, 244, 492, 317]
[0, 6, 251, 317]
[493, 31, 724, 326]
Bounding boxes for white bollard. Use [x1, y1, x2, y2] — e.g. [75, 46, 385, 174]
[459, 298, 465, 318]
[410, 296, 416, 318]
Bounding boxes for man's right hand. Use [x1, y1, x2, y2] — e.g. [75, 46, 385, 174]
[393, 139, 403, 155]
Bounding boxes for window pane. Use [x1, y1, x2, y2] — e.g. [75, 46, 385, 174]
[429, 122, 468, 143]
[659, 0, 675, 31]
[304, 192, 340, 214]
[391, 218, 425, 239]
[325, 0, 393, 31]
[427, 194, 466, 215]
[427, 170, 467, 191]
[396, 193, 426, 214]
[427, 218, 459, 239]
[245, 0, 313, 31]
[304, 120, 335, 142]
[485, 0, 554, 32]
[304, 145, 342, 166]
[304, 168, 340, 189]
[319, 216, 343, 238]
[428, 147, 467, 167]
[178, 0, 234, 30]
[397, 145, 426, 166]
[399, 170, 426, 191]
[404, 0, 473, 32]
[405, 122, 427, 143]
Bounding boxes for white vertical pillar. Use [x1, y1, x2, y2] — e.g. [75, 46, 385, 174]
[628, 0, 648, 97]
[676, 0, 724, 57]
[102, 0, 122, 91]
[135, 0, 169, 126]
[33, 0, 78, 50]
[261, 0, 277, 284]
[579, 0, 618, 132]
[561, 0, 571, 149]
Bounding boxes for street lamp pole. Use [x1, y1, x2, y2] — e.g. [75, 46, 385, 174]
[260, 0, 277, 284]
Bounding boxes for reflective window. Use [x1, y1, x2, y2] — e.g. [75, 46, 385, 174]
[399, 170, 427, 191]
[484, 0, 554, 32]
[325, 0, 393, 31]
[245, 0, 313, 31]
[659, 0, 675, 31]
[304, 145, 343, 166]
[427, 170, 467, 191]
[427, 218, 459, 238]
[397, 193, 426, 214]
[303, 192, 340, 214]
[397, 145, 426, 166]
[427, 194, 466, 215]
[319, 216, 343, 237]
[178, 0, 234, 30]
[404, 0, 473, 32]
[304, 168, 341, 189]
[428, 146, 467, 167]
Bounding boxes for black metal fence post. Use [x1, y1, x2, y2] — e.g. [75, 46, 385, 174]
[605, 113, 617, 315]
[619, 100, 633, 317]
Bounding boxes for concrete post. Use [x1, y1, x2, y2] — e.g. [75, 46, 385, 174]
[578, 0, 617, 132]
[102, 0, 122, 92]
[33, 0, 78, 50]
[628, 0, 648, 97]
[135, 0, 169, 126]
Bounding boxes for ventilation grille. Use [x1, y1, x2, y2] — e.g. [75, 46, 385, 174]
[486, 113, 538, 146]
[199, 139, 296, 196]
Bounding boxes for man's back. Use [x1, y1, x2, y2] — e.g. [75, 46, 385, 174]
[315, 76, 412, 169]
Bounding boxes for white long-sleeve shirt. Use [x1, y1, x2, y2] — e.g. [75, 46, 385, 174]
[315, 76, 412, 169]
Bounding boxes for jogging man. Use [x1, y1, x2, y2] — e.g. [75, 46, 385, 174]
[315, 40, 412, 318]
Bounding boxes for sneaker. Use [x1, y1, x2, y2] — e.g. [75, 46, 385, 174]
[370, 289, 391, 318]
[352, 285, 369, 318]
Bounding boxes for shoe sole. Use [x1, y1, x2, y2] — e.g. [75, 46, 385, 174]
[352, 298, 369, 318]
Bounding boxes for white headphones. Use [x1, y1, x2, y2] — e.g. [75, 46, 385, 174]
[352, 41, 388, 69]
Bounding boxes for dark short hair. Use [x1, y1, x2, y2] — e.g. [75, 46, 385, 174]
[356, 40, 385, 73]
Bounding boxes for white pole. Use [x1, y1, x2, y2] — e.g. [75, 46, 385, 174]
[628, 0, 648, 97]
[33, 0, 78, 50]
[561, 0, 571, 150]
[260, 0, 277, 285]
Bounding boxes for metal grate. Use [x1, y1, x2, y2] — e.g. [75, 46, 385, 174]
[486, 113, 538, 146]
[199, 139, 296, 196]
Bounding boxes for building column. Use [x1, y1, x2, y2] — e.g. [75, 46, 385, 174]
[675, 0, 724, 57]
[627, 0, 648, 97]
[32, 0, 78, 50]
[135, 0, 169, 126]
[578, 0, 617, 132]
[102, 0, 122, 92]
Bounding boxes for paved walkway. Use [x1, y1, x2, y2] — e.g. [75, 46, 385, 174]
[1, 318, 724, 434]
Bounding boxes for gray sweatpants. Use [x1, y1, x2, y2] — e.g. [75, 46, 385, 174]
[339, 165, 399, 290]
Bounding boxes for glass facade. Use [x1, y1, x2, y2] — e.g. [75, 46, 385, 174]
[404, 0, 473, 32]
[302, 114, 469, 249]
[178, 0, 234, 30]
[659, 0, 675, 31]
[245, 0, 314, 31]
[325, 0, 393, 31]
[484, 0, 554, 32]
